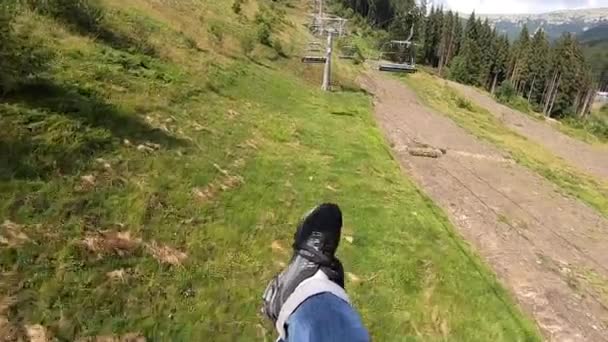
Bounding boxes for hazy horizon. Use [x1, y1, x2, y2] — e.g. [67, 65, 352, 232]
[434, 0, 608, 15]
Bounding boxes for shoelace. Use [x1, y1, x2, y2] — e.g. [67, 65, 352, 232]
[296, 244, 335, 267]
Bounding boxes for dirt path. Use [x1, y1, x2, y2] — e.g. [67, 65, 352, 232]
[447, 81, 608, 180]
[360, 73, 608, 342]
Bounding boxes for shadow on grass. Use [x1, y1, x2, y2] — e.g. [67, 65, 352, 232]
[0, 79, 186, 180]
[34, 0, 158, 57]
[334, 83, 370, 95]
[247, 56, 275, 70]
[330, 111, 355, 117]
[93, 26, 157, 57]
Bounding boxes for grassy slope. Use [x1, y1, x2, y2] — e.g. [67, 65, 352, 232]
[0, 1, 539, 340]
[403, 72, 608, 219]
[497, 93, 608, 145]
[560, 102, 608, 144]
[426, 56, 608, 145]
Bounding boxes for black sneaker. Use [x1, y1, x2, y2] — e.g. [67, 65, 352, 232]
[262, 203, 345, 324]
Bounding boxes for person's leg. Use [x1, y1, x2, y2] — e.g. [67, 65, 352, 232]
[262, 203, 370, 342]
[287, 292, 369, 342]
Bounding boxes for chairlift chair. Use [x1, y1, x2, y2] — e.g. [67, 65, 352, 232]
[302, 41, 327, 64]
[307, 42, 323, 53]
[378, 26, 417, 73]
[378, 50, 417, 73]
[301, 56, 327, 64]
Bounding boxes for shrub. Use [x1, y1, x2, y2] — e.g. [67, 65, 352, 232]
[587, 117, 608, 140]
[29, 0, 105, 34]
[455, 96, 473, 111]
[232, 0, 244, 14]
[353, 47, 365, 65]
[240, 32, 255, 56]
[448, 56, 468, 84]
[1, 2, 52, 94]
[344, 8, 355, 18]
[266, 3, 286, 23]
[208, 22, 224, 45]
[182, 33, 198, 50]
[29, 0, 157, 57]
[496, 80, 516, 102]
[373, 30, 390, 50]
[564, 116, 608, 142]
[531, 102, 544, 113]
[272, 39, 286, 57]
[253, 5, 286, 47]
[254, 6, 272, 25]
[0, 2, 17, 93]
[0, 1, 16, 45]
[257, 22, 271, 46]
[508, 96, 534, 114]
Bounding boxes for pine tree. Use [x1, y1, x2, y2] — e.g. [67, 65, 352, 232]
[438, 10, 457, 74]
[452, 14, 463, 57]
[477, 19, 495, 87]
[432, 8, 444, 67]
[509, 25, 531, 94]
[420, 5, 434, 64]
[525, 29, 550, 107]
[544, 33, 591, 117]
[489, 34, 510, 94]
[337, 2, 596, 122]
[422, 6, 444, 66]
[450, 12, 482, 85]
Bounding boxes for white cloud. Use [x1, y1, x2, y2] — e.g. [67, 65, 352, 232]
[435, 0, 608, 14]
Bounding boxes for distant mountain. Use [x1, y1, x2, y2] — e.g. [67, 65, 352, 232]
[470, 8, 608, 40]
[579, 23, 608, 45]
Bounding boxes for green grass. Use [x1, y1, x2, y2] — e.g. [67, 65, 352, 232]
[560, 112, 608, 145]
[403, 72, 608, 219]
[0, 1, 540, 341]
[497, 95, 537, 118]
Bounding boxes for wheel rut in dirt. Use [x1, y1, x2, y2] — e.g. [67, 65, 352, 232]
[360, 73, 608, 342]
[447, 81, 608, 181]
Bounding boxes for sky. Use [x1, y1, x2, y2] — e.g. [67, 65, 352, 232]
[434, 0, 608, 14]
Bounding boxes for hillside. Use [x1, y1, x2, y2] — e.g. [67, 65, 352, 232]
[475, 8, 608, 39]
[579, 22, 608, 44]
[579, 24, 608, 91]
[0, 0, 540, 340]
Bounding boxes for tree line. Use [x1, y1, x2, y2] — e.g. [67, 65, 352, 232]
[334, 0, 598, 119]
[336, 0, 417, 27]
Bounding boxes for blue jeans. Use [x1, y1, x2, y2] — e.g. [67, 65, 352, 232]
[283, 292, 370, 342]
